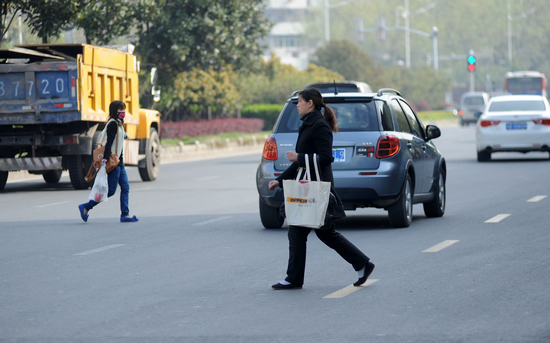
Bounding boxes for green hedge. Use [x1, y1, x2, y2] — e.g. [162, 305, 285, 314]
[241, 103, 284, 131]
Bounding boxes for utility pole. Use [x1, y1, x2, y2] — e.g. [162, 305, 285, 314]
[405, 0, 410, 68]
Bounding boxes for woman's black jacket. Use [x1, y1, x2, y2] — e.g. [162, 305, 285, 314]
[276, 110, 334, 186]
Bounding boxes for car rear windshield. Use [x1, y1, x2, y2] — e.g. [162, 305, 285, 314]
[463, 96, 485, 105]
[276, 100, 378, 133]
[313, 86, 361, 93]
[488, 100, 546, 112]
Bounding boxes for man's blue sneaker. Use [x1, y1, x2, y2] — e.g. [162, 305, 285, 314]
[121, 215, 138, 222]
[78, 204, 89, 222]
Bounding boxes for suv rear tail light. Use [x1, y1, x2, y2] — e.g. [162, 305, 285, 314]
[262, 137, 278, 160]
[376, 135, 400, 158]
[480, 120, 500, 127]
[533, 119, 550, 126]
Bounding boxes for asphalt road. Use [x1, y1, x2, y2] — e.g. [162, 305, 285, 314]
[1, 126, 549, 342]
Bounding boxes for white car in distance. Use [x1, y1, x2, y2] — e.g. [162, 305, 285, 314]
[476, 95, 550, 161]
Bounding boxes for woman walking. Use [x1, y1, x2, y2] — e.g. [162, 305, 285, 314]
[269, 88, 374, 290]
[78, 100, 139, 223]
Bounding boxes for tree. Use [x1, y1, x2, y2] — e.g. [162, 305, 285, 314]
[75, 0, 133, 45]
[18, 0, 82, 43]
[172, 66, 240, 121]
[132, 0, 272, 88]
[235, 54, 344, 105]
[1, 1, 19, 46]
[313, 39, 385, 90]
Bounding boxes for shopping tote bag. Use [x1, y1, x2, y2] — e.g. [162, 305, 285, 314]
[283, 154, 331, 228]
[89, 163, 109, 203]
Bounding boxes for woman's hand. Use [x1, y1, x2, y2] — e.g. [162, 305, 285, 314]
[268, 180, 280, 191]
[287, 151, 298, 162]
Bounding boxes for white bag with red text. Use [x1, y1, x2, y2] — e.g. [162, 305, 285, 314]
[88, 164, 109, 203]
[283, 154, 331, 228]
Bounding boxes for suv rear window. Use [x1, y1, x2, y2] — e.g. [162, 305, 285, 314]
[463, 96, 485, 105]
[314, 86, 362, 93]
[276, 100, 378, 133]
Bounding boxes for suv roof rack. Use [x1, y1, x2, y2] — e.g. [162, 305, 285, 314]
[377, 88, 401, 97]
[290, 90, 300, 97]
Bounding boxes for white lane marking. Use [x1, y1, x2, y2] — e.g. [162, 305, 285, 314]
[197, 176, 220, 181]
[323, 279, 379, 298]
[422, 240, 460, 253]
[34, 201, 71, 208]
[73, 244, 125, 256]
[193, 216, 233, 226]
[527, 195, 547, 202]
[485, 214, 511, 223]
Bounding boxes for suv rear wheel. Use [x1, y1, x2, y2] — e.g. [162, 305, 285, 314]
[388, 174, 413, 228]
[259, 198, 285, 229]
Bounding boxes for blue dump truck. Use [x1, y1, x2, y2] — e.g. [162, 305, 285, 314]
[0, 44, 161, 191]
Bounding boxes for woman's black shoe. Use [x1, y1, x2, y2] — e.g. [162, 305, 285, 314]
[272, 282, 302, 290]
[354, 262, 375, 286]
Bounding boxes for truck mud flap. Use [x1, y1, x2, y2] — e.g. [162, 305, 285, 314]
[0, 157, 62, 171]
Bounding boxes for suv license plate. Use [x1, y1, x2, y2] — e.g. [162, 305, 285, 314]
[332, 148, 345, 162]
[506, 123, 527, 130]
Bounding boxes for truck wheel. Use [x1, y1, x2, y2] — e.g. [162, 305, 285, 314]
[68, 155, 93, 190]
[388, 174, 413, 228]
[423, 170, 446, 218]
[43, 169, 62, 184]
[139, 127, 160, 181]
[0, 171, 8, 191]
[259, 198, 285, 229]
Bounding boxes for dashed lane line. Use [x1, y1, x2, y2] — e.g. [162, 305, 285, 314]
[323, 279, 379, 298]
[193, 216, 233, 226]
[422, 240, 460, 253]
[485, 214, 511, 223]
[73, 244, 125, 256]
[527, 195, 547, 202]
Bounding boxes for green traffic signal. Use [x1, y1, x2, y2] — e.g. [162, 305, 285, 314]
[468, 55, 476, 64]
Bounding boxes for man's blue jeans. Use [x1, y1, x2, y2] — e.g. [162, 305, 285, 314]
[84, 165, 130, 216]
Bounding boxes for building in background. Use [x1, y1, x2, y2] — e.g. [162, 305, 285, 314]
[263, 0, 319, 71]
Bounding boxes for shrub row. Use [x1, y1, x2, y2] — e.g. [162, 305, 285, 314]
[241, 103, 284, 131]
[160, 118, 264, 139]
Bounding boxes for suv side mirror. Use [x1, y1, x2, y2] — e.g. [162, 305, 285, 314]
[426, 125, 441, 140]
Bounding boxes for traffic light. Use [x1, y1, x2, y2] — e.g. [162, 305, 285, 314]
[467, 55, 476, 72]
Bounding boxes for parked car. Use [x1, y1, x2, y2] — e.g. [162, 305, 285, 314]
[475, 95, 550, 161]
[256, 88, 447, 228]
[458, 92, 490, 126]
[306, 81, 372, 94]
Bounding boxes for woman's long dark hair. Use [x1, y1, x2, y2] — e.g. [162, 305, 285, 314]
[299, 88, 338, 132]
[108, 100, 126, 124]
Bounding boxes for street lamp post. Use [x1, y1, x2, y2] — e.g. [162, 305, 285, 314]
[324, 0, 356, 42]
[507, 0, 536, 64]
[395, 1, 437, 68]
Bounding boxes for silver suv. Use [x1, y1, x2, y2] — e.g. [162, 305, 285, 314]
[458, 92, 489, 126]
[256, 88, 447, 228]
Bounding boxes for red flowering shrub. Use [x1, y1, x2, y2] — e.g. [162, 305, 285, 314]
[415, 100, 431, 111]
[160, 118, 264, 139]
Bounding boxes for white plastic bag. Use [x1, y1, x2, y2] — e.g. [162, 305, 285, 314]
[283, 154, 331, 228]
[89, 164, 109, 203]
